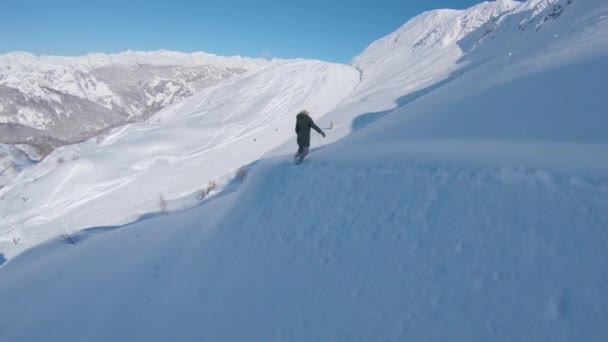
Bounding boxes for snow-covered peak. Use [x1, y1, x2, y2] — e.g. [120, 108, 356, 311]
[0, 50, 276, 70]
[353, 0, 520, 69]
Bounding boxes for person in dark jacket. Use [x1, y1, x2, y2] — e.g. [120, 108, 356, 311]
[294, 110, 325, 163]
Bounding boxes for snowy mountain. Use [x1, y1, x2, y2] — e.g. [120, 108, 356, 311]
[1, 0, 608, 340]
[0, 59, 359, 256]
[353, 0, 520, 71]
[0, 50, 275, 150]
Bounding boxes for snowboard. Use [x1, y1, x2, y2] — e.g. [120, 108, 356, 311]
[294, 154, 308, 165]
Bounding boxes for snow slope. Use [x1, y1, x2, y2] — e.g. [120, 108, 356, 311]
[0, 59, 359, 259]
[312, 0, 523, 145]
[1, 0, 608, 341]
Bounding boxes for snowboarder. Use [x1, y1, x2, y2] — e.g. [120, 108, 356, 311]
[294, 110, 325, 164]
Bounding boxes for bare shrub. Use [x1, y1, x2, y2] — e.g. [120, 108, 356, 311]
[71, 155, 80, 161]
[196, 189, 207, 201]
[158, 194, 168, 214]
[195, 180, 218, 201]
[206, 180, 217, 195]
[236, 166, 248, 181]
[63, 233, 76, 245]
[57, 157, 65, 164]
[37, 145, 54, 159]
[62, 225, 76, 245]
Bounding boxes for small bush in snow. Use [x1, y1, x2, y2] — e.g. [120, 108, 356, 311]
[57, 157, 66, 164]
[158, 194, 168, 214]
[206, 180, 217, 194]
[196, 189, 207, 201]
[62, 225, 77, 245]
[71, 155, 80, 161]
[63, 233, 77, 245]
[196, 180, 218, 201]
[236, 166, 248, 181]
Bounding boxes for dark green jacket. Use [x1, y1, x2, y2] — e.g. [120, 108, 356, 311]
[295, 113, 324, 147]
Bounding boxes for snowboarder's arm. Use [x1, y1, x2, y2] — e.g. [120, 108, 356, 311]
[310, 121, 325, 137]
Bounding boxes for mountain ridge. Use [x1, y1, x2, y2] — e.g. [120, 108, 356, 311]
[0, 49, 278, 151]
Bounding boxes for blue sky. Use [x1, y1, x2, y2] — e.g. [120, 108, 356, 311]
[1, 0, 484, 63]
